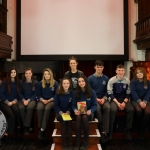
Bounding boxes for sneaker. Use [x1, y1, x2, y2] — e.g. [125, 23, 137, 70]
[80, 144, 88, 150]
[38, 130, 45, 140]
[124, 128, 132, 140]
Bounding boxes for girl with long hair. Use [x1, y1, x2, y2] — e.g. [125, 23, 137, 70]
[37, 68, 58, 139]
[0, 67, 21, 139]
[18, 68, 38, 135]
[130, 67, 150, 139]
[54, 77, 73, 150]
[72, 75, 97, 150]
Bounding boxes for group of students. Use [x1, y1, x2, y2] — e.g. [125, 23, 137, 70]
[0, 67, 58, 140]
[0, 56, 150, 150]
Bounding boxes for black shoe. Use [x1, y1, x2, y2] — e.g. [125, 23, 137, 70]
[139, 131, 144, 140]
[124, 128, 132, 140]
[68, 145, 73, 150]
[3, 135, 11, 144]
[62, 144, 68, 150]
[38, 130, 45, 140]
[73, 145, 80, 150]
[68, 146, 73, 150]
[108, 132, 113, 141]
[100, 133, 108, 143]
[0, 140, 2, 147]
[17, 128, 21, 138]
[24, 127, 30, 135]
[80, 144, 88, 150]
[29, 128, 33, 132]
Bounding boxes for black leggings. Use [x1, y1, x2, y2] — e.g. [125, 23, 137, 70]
[57, 114, 72, 145]
[75, 114, 93, 146]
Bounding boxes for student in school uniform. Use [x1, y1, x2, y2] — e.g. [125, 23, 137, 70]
[18, 68, 38, 135]
[54, 77, 73, 150]
[107, 64, 134, 140]
[64, 56, 84, 90]
[0, 67, 20, 139]
[130, 67, 150, 139]
[37, 68, 58, 139]
[88, 60, 110, 143]
[72, 75, 97, 150]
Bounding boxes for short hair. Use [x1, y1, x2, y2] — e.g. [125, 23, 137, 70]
[116, 64, 124, 70]
[95, 60, 104, 66]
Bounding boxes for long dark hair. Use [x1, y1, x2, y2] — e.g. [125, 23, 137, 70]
[22, 68, 35, 91]
[6, 67, 19, 94]
[76, 75, 92, 99]
[57, 77, 72, 95]
[134, 67, 147, 87]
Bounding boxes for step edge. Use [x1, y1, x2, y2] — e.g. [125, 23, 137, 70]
[50, 143, 102, 150]
[52, 129, 100, 137]
[51, 143, 55, 150]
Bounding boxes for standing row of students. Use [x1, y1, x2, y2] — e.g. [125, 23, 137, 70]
[0, 56, 150, 150]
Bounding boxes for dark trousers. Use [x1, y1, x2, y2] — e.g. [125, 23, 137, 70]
[56, 114, 72, 145]
[0, 101, 17, 134]
[109, 99, 134, 132]
[96, 100, 110, 133]
[132, 101, 150, 132]
[37, 101, 54, 129]
[18, 101, 36, 127]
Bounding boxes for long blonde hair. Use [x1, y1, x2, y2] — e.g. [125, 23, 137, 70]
[42, 68, 55, 88]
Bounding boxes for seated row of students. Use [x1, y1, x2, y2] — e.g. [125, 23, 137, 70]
[0, 67, 58, 141]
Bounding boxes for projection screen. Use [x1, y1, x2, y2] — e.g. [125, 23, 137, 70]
[16, 0, 128, 60]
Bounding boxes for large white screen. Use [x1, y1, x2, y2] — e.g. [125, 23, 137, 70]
[21, 0, 124, 55]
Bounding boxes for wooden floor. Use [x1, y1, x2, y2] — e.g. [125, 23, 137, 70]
[1, 137, 150, 150]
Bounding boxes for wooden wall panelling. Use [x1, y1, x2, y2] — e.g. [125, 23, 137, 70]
[0, 31, 13, 58]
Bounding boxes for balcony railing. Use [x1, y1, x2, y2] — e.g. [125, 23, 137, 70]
[135, 14, 150, 38]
